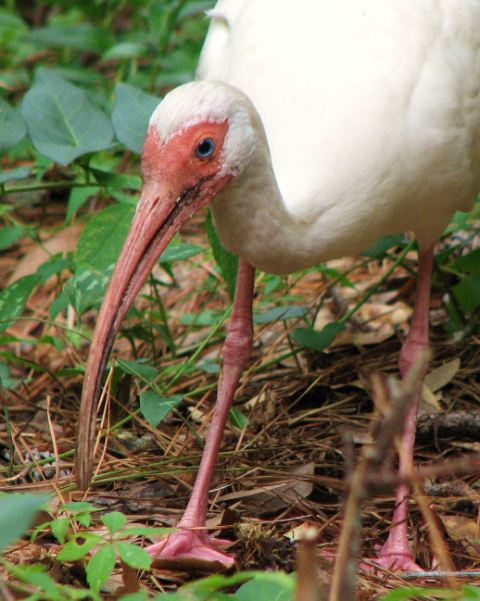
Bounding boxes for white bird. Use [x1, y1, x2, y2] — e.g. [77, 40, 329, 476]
[75, 0, 480, 571]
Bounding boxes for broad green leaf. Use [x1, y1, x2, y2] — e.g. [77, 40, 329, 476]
[102, 511, 127, 535]
[452, 277, 480, 313]
[0, 274, 41, 332]
[35, 255, 70, 283]
[0, 98, 26, 152]
[112, 83, 160, 153]
[292, 322, 346, 351]
[180, 309, 223, 327]
[86, 543, 117, 592]
[76, 513, 93, 528]
[62, 501, 98, 513]
[236, 575, 294, 601]
[197, 358, 221, 374]
[51, 517, 71, 545]
[88, 167, 141, 190]
[0, 225, 25, 251]
[0, 493, 50, 552]
[120, 526, 174, 537]
[253, 304, 308, 325]
[57, 532, 102, 560]
[0, 362, 18, 389]
[448, 248, 480, 277]
[140, 391, 183, 428]
[117, 358, 159, 382]
[66, 186, 100, 224]
[103, 42, 147, 61]
[0, 166, 32, 184]
[76, 203, 135, 271]
[22, 70, 114, 165]
[116, 541, 152, 570]
[379, 588, 455, 601]
[362, 234, 407, 258]
[18, 568, 61, 598]
[64, 266, 113, 315]
[462, 586, 480, 601]
[27, 24, 113, 52]
[160, 241, 204, 263]
[206, 210, 238, 301]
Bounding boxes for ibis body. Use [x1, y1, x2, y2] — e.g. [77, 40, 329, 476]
[76, 0, 480, 570]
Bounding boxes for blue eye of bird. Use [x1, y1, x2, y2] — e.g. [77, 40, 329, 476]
[196, 138, 216, 159]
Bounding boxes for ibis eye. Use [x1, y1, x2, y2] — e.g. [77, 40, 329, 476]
[196, 137, 216, 159]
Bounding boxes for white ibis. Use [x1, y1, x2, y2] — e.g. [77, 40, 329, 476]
[75, 0, 480, 570]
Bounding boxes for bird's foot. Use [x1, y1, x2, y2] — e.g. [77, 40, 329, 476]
[146, 527, 235, 571]
[365, 551, 423, 573]
[361, 539, 422, 573]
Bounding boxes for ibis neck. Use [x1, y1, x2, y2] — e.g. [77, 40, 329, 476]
[211, 136, 358, 275]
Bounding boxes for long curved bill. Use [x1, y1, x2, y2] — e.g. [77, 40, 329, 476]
[75, 172, 230, 489]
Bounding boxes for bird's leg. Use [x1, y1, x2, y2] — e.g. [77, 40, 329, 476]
[374, 246, 434, 571]
[147, 258, 255, 568]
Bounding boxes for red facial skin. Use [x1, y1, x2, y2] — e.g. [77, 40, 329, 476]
[75, 120, 231, 489]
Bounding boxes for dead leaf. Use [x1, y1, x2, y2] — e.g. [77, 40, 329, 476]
[440, 515, 480, 544]
[7, 224, 83, 285]
[219, 462, 315, 514]
[425, 359, 461, 393]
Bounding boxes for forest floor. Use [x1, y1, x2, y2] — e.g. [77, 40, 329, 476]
[2, 205, 480, 599]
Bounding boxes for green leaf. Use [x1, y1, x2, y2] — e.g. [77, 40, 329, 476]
[292, 322, 346, 351]
[236, 574, 295, 601]
[0, 98, 26, 152]
[362, 234, 407, 258]
[206, 210, 238, 301]
[160, 241, 204, 263]
[0, 166, 32, 184]
[117, 358, 159, 382]
[62, 501, 98, 513]
[64, 266, 113, 315]
[86, 543, 117, 592]
[21, 70, 114, 165]
[66, 186, 100, 224]
[88, 167, 141, 190]
[51, 517, 71, 544]
[253, 304, 308, 325]
[0, 493, 50, 552]
[18, 568, 62, 599]
[462, 586, 480, 601]
[448, 248, 480, 277]
[28, 23, 113, 52]
[57, 532, 102, 560]
[102, 511, 127, 535]
[229, 407, 249, 429]
[379, 588, 453, 601]
[0, 274, 41, 332]
[76, 513, 93, 528]
[0, 225, 25, 251]
[0, 362, 18, 389]
[140, 391, 183, 428]
[76, 203, 135, 271]
[103, 42, 147, 61]
[112, 83, 160, 153]
[116, 541, 152, 570]
[35, 255, 70, 283]
[452, 277, 480, 314]
[120, 526, 174, 537]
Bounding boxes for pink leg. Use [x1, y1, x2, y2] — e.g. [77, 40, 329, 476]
[147, 258, 255, 568]
[375, 246, 434, 571]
